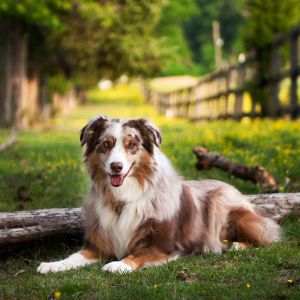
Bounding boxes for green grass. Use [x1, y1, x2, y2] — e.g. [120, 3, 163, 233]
[0, 82, 300, 299]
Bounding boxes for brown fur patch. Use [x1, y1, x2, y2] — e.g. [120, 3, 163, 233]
[127, 185, 200, 260]
[80, 249, 100, 260]
[86, 152, 107, 182]
[122, 248, 171, 270]
[84, 217, 114, 260]
[123, 119, 161, 154]
[174, 185, 200, 254]
[123, 134, 140, 155]
[226, 208, 271, 245]
[81, 118, 108, 156]
[202, 188, 222, 231]
[128, 218, 176, 255]
[84, 228, 114, 259]
[96, 135, 116, 154]
[131, 151, 155, 188]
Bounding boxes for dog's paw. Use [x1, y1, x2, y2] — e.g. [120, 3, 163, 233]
[229, 242, 248, 251]
[37, 261, 68, 274]
[102, 261, 133, 274]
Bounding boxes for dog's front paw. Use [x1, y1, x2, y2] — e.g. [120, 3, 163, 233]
[37, 261, 67, 274]
[102, 261, 133, 274]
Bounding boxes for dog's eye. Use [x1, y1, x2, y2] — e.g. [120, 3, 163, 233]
[103, 141, 110, 149]
[128, 143, 136, 149]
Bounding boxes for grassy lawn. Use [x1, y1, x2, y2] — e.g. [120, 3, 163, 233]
[0, 82, 300, 299]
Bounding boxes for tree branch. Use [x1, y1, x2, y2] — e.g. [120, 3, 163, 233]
[193, 146, 278, 192]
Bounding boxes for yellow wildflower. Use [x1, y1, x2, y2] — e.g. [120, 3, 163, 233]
[54, 291, 62, 299]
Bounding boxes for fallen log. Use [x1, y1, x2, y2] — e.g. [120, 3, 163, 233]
[0, 193, 299, 246]
[193, 146, 278, 192]
[0, 208, 84, 246]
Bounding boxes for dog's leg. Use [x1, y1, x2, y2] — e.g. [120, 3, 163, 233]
[37, 249, 99, 274]
[102, 247, 177, 274]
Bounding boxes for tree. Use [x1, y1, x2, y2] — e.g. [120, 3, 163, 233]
[243, 0, 300, 116]
[0, 0, 164, 127]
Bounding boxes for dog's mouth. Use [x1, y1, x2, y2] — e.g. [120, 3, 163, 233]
[109, 163, 134, 187]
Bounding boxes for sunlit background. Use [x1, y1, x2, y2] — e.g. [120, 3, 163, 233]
[0, 1, 300, 299]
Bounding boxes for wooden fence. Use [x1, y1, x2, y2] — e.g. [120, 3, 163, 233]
[143, 25, 300, 121]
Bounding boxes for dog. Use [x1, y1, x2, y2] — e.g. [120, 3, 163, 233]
[37, 116, 281, 274]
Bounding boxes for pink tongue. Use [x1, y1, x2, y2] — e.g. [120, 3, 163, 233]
[110, 175, 125, 187]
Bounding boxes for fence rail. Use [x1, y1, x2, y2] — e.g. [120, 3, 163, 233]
[144, 25, 300, 120]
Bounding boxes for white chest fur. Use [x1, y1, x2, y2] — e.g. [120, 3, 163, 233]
[94, 192, 156, 259]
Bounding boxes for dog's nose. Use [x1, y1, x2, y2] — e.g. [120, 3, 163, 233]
[110, 162, 123, 173]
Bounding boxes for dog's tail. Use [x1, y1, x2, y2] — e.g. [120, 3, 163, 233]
[227, 208, 281, 245]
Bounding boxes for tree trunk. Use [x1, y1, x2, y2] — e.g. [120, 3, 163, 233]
[0, 21, 27, 128]
[0, 193, 299, 246]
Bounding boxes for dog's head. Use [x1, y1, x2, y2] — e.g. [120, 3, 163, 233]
[80, 116, 162, 188]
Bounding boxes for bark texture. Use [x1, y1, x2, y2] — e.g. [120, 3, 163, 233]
[0, 208, 84, 246]
[193, 146, 278, 191]
[0, 22, 27, 128]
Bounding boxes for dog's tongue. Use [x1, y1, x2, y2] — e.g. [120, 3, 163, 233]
[110, 175, 125, 187]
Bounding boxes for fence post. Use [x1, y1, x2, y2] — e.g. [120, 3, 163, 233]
[270, 45, 281, 117]
[224, 70, 230, 118]
[185, 88, 192, 119]
[235, 64, 245, 118]
[290, 27, 299, 119]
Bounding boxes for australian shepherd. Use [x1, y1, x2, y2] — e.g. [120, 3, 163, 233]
[37, 116, 281, 274]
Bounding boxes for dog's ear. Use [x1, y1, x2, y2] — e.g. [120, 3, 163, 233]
[80, 124, 89, 146]
[80, 115, 108, 147]
[125, 118, 162, 153]
[138, 118, 162, 148]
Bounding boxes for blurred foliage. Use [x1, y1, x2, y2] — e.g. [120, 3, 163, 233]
[48, 74, 72, 98]
[2, 0, 300, 83]
[0, 0, 248, 80]
[155, 0, 201, 76]
[0, 0, 164, 87]
[243, 0, 300, 51]
[156, 0, 245, 75]
[183, 0, 245, 74]
[0, 0, 71, 29]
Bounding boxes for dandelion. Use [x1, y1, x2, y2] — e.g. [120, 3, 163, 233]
[287, 279, 294, 287]
[153, 284, 158, 289]
[54, 291, 62, 299]
[246, 283, 251, 288]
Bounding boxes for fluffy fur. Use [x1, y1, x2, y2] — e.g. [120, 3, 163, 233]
[37, 116, 281, 274]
